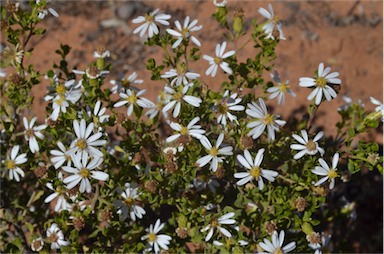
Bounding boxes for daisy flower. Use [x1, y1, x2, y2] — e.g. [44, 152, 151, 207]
[31, 237, 44, 252]
[23, 116, 47, 154]
[46, 223, 69, 250]
[201, 212, 236, 242]
[161, 64, 200, 87]
[234, 149, 278, 190]
[132, 9, 171, 38]
[299, 63, 341, 105]
[113, 89, 153, 116]
[196, 133, 233, 172]
[370, 96, 384, 122]
[166, 16, 202, 48]
[259, 230, 296, 254]
[62, 153, 109, 193]
[3, 145, 27, 182]
[267, 70, 296, 105]
[50, 141, 72, 169]
[113, 183, 146, 221]
[45, 79, 82, 104]
[141, 219, 172, 254]
[44, 182, 71, 212]
[36, 0, 59, 19]
[166, 116, 206, 143]
[311, 152, 340, 190]
[73, 66, 109, 80]
[203, 41, 235, 77]
[258, 3, 286, 40]
[246, 98, 286, 142]
[214, 90, 245, 126]
[69, 119, 107, 159]
[162, 85, 202, 118]
[110, 72, 143, 94]
[290, 130, 325, 160]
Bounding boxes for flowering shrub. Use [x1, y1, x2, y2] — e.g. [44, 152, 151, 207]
[1, 1, 383, 253]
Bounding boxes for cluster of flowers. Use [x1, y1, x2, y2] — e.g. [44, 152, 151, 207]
[1, 0, 382, 253]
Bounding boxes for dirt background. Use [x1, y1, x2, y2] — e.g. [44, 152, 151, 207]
[22, 0, 383, 143]
[2, 0, 383, 252]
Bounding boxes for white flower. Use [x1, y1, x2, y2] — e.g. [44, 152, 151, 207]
[50, 141, 72, 169]
[258, 4, 286, 40]
[51, 95, 69, 121]
[36, 0, 59, 19]
[3, 145, 27, 182]
[162, 85, 202, 118]
[88, 100, 110, 125]
[141, 219, 172, 254]
[161, 65, 200, 87]
[259, 230, 296, 254]
[73, 66, 109, 80]
[370, 96, 384, 122]
[214, 90, 245, 126]
[166, 116, 206, 143]
[31, 237, 44, 252]
[309, 232, 332, 254]
[114, 184, 146, 221]
[44, 79, 81, 104]
[246, 98, 286, 142]
[166, 16, 202, 48]
[46, 223, 69, 250]
[234, 149, 278, 189]
[203, 42, 235, 77]
[23, 116, 47, 154]
[311, 153, 339, 190]
[62, 153, 109, 193]
[113, 89, 153, 116]
[267, 70, 296, 105]
[93, 46, 110, 59]
[290, 130, 325, 160]
[44, 182, 71, 212]
[69, 119, 107, 159]
[196, 133, 233, 172]
[213, 0, 227, 7]
[299, 63, 341, 105]
[110, 72, 143, 94]
[132, 9, 171, 38]
[201, 212, 236, 242]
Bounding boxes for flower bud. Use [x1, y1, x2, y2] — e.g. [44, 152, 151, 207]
[233, 9, 244, 37]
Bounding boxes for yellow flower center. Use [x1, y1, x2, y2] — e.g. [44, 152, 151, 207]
[124, 197, 134, 206]
[262, 114, 274, 125]
[127, 93, 137, 104]
[6, 160, 16, 170]
[250, 166, 261, 179]
[55, 96, 65, 106]
[75, 139, 87, 150]
[173, 91, 183, 102]
[218, 104, 228, 114]
[328, 169, 338, 179]
[180, 126, 188, 135]
[210, 218, 218, 228]
[209, 147, 219, 156]
[272, 15, 281, 24]
[316, 77, 327, 88]
[145, 13, 154, 23]
[278, 82, 288, 92]
[26, 129, 35, 138]
[148, 233, 157, 242]
[121, 79, 131, 88]
[176, 63, 187, 76]
[79, 167, 90, 178]
[306, 140, 317, 152]
[214, 57, 222, 64]
[181, 27, 189, 37]
[56, 84, 66, 96]
[272, 247, 283, 254]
